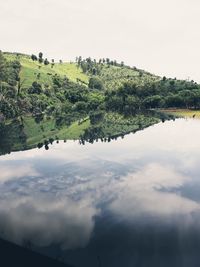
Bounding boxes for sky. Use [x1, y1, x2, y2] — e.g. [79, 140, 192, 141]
[0, 0, 200, 81]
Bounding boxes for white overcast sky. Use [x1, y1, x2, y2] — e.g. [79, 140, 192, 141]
[0, 0, 200, 81]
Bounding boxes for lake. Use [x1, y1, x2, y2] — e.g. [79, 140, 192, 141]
[0, 118, 200, 267]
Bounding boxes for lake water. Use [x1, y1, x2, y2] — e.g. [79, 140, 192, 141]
[0, 118, 200, 267]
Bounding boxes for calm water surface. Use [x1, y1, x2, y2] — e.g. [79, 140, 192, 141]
[0, 119, 200, 266]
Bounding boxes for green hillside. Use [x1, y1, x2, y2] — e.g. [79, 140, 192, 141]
[3, 52, 160, 91]
[4, 52, 89, 88]
[99, 64, 159, 90]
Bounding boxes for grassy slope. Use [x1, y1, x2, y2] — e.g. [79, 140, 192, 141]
[99, 65, 160, 90]
[4, 53, 89, 88]
[12, 114, 159, 150]
[21, 117, 90, 148]
[4, 52, 159, 90]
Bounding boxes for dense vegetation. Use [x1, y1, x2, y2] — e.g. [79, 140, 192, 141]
[0, 50, 198, 153]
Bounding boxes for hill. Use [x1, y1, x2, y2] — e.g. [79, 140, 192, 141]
[3, 52, 89, 88]
[3, 52, 159, 90]
[0, 50, 199, 154]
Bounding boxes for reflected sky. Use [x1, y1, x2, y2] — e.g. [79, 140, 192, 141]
[1, 119, 200, 266]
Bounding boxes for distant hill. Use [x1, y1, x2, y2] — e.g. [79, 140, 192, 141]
[3, 52, 89, 88]
[3, 52, 159, 90]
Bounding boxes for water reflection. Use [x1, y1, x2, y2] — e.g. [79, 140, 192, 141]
[0, 195, 97, 250]
[109, 163, 198, 218]
[0, 119, 200, 266]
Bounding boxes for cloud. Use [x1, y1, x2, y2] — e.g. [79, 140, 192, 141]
[0, 194, 98, 250]
[0, 159, 199, 250]
[0, 164, 39, 183]
[108, 163, 200, 221]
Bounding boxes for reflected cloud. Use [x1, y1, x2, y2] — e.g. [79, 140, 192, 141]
[0, 195, 98, 250]
[1, 119, 200, 255]
[0, 160, 200, 250]
[109, 163, 200, 219]
[0, 164, 39, 183]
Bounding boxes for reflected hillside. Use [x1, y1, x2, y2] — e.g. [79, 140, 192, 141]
[0, 111, 175, 155]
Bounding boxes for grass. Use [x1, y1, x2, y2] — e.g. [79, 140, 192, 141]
[162, 109, 200, 119]
[7, 117, 91, 151]
[4, 53, 89, 88]
[23, 117, 57, 145]
[58, 119, 90, 139]
[10, 113, 159, 151]
[0, 116, 90, 153]
[82, 112, 160, 141]
[4, 52, 159, 91]
[99, 65, 159, 90]
[23, 117, 90, 146]
[101, 113, 160, 136]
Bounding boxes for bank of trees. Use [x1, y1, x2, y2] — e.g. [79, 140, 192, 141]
[104, 79, 200, 114]
[0, 51, 22, 120]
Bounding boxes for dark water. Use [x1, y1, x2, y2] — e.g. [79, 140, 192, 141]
[0, 118, 200, 266]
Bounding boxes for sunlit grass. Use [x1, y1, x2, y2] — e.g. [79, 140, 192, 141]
[4, 53, 89, 88]
[23, 117, 90, 147]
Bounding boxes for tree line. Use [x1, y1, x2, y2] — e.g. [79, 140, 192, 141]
[105, 78, 200, 114]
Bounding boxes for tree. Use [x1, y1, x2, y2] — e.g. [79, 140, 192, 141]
[78, 56, 82, 66]
[89, 77, 104, 90]
[88, 93, 104, 110]
[81, 62, 88, 73]
[165, 94, 184, 108]
[38, 58, 43, 64]
[92, 68, 97, 75]
[52, 75, 62, 88]
[0, 51, 6, 81]
[117, 95, 140, 115]
[38, 52, 43, 63]
[0, 99, 16, 119]
[31, 54, 37, 61]
[106, 58, 110, 64]
[74, 101, 87, 112]
[143, 95, 163, 109]
[89, 111, 104, 124]
[44, 58, 49, 65]
[178, 90, 196, 108]
[39, 52, 43, 59]
[28, 82, 42, 94]
[51, 59, 55, 68]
